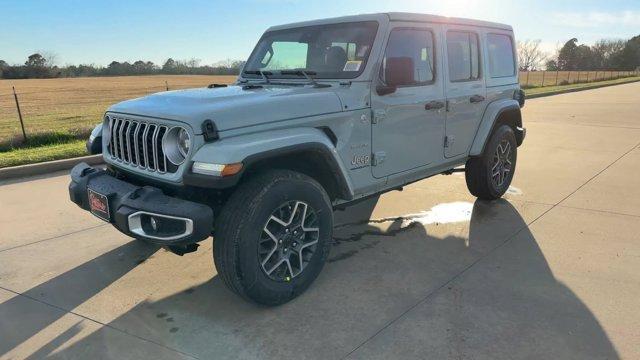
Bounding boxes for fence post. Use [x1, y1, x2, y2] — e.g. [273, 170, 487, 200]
[525, 71, 530, 86]
[568, 71, 571, 84]
[165, 80, 169, 91]
[555, 70, 559, 85]
[541, 71, 546, 87]
[12, 86, 27, 141]
[586, 71, 590, 83]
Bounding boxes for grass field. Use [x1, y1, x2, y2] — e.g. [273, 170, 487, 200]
[0, 75, 237, 141]
[0, 73, 638, 168]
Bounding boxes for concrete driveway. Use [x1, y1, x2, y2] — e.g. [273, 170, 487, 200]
[1, 82, 639, 359]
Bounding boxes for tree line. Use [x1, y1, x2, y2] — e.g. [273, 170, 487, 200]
[3, 34, 639, 79]
[517, 34, 640, 72]
[0, 54, 246, 79]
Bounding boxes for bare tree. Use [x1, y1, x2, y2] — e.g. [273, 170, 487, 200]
[517, 39, 547, 71]
[38, 50, 59, 67]
[591, 39, 626, 69]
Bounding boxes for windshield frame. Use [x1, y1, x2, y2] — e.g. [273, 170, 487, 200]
[242, 20, 380, 81]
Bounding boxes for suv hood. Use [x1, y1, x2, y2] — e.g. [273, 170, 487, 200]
[108, 85, 344, 133]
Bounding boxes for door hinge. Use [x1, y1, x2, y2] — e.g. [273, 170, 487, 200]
[373, 109, 386, 124]
[372, 151, 386, 166]
[444, 136, 455, 148]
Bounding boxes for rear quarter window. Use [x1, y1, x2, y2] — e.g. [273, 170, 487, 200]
[487, 34, 516, 78]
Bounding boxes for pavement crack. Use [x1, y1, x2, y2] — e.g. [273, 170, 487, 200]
[340, 216, 533, 359]
[0, 224, 108, 253]
[0, 285, 200, 359]
[341, 139, 640, 360]
[555, 139, 640, 208]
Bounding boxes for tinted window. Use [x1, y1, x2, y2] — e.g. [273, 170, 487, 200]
[382, 28, 435, 86]
[447, 31, 480, 81]
[487, 34, 516, 77]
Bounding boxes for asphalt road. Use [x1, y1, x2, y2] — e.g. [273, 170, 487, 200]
[1, 82, 639, 359]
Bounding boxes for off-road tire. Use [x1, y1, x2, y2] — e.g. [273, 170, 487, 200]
[213, 169, 333, 306]
[465, 124, 517, 200]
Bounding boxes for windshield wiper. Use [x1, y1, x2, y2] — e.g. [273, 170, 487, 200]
[243, 70, 272, 84]
[280, 70, 331, 88]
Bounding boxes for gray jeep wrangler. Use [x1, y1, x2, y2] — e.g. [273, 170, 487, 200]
[70, 13, 525, 305]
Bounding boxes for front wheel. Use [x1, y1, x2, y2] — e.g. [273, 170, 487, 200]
[213, 170, 333, 305]
[465, 124, 517, 200]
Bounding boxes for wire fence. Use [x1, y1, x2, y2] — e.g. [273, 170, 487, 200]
[519, 70, 639, 88]
[1, 71, 639, 143]
[0, 75, 237, 144]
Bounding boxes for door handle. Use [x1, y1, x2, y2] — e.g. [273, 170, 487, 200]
[470, 95, 485, 103]
[425, 101, 445, 110]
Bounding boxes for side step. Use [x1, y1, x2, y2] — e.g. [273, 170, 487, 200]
[441, 168, 465, 175]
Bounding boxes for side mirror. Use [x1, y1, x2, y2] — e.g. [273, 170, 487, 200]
[376, 57, 414, 96]
[376, 84, 397, 96]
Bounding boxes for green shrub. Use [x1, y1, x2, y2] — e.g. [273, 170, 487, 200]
[0, 127, 92, 152]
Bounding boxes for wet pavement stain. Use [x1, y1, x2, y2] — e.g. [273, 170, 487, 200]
[156, 312, 168, 319]
[328, 249, 359, 263]
[506, 186, 523, 195]
[333, 221, 421, 244]
[329, 202, 474, 262]
[170, 327, 179, 333]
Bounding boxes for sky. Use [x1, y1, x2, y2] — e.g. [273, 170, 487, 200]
[1, 0, 639, 66]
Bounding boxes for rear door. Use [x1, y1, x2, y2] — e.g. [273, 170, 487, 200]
[371, 23, 445, 178]
[443, 26, 487, 158]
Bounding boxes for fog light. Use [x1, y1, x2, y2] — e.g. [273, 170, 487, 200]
[150, 217, 158, 231]
[128, 212, 194, 241]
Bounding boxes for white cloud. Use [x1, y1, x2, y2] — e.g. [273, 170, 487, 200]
[552, 10, 640, 28]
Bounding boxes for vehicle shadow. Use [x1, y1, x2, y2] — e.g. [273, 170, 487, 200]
[4, 198, 620, 359]
[0, 240, 159, 357]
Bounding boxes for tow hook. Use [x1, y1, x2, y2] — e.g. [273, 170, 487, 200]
[164, 243, 200, 256]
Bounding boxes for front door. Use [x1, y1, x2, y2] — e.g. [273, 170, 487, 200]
[371, 24, 446, 178]
[442, 27, 487, 158]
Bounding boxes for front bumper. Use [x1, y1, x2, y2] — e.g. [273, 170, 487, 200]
[69, 163, 213, 245]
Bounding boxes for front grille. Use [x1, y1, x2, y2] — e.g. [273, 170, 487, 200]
[107, 117, 174, 173]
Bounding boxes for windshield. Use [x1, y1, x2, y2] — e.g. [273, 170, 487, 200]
[244, 21, 379, 80]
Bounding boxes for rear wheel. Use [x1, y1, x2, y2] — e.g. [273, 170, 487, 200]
[465, 124, 517, 200]
[213, 170, 333, 305]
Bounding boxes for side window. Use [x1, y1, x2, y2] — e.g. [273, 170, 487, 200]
[382, 28, 436, 86]
[487, 34, 516, 78]
[446, 31, 481, 82]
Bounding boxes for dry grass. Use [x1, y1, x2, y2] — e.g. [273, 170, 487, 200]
[3, 72, 637, 142]
[1, 72, 638, 168]
[0, 75, 237, 141]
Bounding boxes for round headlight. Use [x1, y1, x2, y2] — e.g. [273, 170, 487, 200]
[162, 127, 191, 165]
[177, 128, 191, 157]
